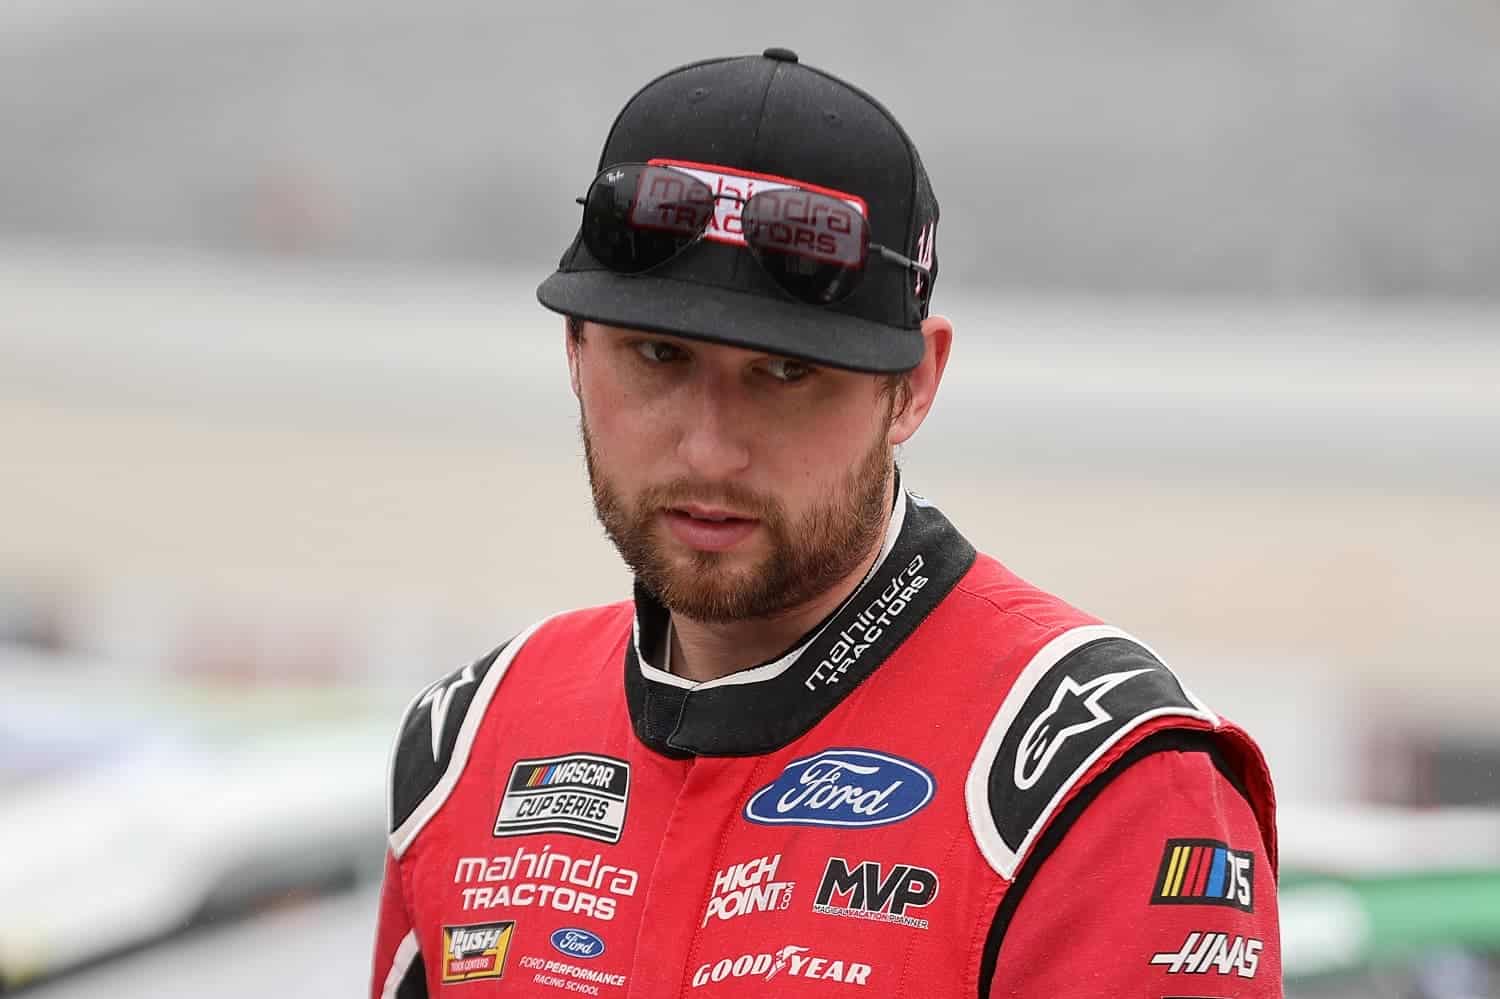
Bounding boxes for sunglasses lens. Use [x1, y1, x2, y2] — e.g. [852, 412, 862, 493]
[741, 188, 870, 304]
[581, 164, 715, 274]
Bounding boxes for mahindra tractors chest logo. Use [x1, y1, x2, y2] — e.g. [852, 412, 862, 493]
[743, 749, 935, 828]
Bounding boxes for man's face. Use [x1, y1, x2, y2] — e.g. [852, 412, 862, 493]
[570, 323, 902, 624]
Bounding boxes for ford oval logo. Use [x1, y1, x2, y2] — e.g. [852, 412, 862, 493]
[743, 748, 935, 828]
[550, 927, 605, 959]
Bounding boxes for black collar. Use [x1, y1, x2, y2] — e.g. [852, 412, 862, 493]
[623, 490, 977, 757]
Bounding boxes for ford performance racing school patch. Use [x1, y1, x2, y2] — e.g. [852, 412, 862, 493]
[494, 753, 631, 845]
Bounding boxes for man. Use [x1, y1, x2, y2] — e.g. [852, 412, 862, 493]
[371, 49, 1281, 998]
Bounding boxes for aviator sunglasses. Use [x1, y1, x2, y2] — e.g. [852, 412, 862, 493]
[577, 162, 930, 306]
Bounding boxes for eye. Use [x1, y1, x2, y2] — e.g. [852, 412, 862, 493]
[633, 340, 689, 365]
[760, 357, 815, 384]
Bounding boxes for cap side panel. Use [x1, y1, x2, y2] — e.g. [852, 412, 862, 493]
[798, 62, 939, 321]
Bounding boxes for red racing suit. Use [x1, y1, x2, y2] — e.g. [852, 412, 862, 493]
[371, 491, 1281, 998]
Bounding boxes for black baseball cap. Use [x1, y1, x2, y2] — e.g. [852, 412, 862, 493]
[536, 48, 940, 374]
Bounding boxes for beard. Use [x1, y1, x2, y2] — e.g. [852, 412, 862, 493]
[582, 415, 895, 625]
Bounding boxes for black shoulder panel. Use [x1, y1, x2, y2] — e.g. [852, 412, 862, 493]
[395, 950, 427, 999]
[987, 636, 1206, 853]
[966, 628, 1219, 882]
[389, 642, 509, 834]
[976, 729, 1254, 997]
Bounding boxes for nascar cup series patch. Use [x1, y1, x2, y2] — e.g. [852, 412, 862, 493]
[1152, 838, 1255, 912]
[494, 752, 631, 845]
[441, 920, 515, 983]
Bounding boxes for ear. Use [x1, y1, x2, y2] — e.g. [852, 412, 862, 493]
[888, 314, 953, 447]
[564, 318, 583, 399]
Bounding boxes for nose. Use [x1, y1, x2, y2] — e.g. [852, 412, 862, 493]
[674, 371, 752, 479]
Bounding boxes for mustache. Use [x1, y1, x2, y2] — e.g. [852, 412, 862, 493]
[638, 479, 781, 520]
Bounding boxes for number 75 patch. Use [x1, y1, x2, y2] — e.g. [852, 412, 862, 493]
[1152, 838, 1254, 912]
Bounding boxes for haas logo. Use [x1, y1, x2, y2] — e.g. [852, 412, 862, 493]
[1014, 669, 1153, 789]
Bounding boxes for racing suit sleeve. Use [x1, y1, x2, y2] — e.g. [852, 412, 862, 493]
[986, 740, 1281, 998]
[371, 850, 427, 999]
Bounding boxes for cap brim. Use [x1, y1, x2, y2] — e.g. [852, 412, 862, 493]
[536, 270, 924, 374]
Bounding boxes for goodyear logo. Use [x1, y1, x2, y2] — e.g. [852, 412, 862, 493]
[1152, 838, 1254, 913]
[441, 920, 515, 983]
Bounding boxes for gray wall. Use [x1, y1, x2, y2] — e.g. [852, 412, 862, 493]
[5, 0, 1500, 297]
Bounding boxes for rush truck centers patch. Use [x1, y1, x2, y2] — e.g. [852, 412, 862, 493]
[494, 753, 631, 845]
[441, 920, 515, 984]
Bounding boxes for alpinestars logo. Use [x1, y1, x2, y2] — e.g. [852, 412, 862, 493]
[417, 663, 475, 761]
[812, 857, 939, 929]
[1014, 668, 1154, 788]
[441, 920, 515, 984]
[1150, 932, 1263, 979]
[702, 853, 794, 926]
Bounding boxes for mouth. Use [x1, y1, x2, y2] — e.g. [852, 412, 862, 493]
[662, 505, 760, 552]
[672, 504, 754, 523]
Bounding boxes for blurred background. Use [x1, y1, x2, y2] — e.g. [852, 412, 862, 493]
[2, 1, 1497, 995]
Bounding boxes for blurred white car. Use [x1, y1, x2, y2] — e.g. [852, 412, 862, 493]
[0, 666, 390, 992]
